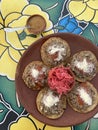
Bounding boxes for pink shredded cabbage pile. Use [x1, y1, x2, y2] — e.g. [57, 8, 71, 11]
[48, 66, 75, 95]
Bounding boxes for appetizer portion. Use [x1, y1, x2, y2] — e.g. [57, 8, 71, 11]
[36, 87, 66, 119]
[67, 82, 98, 113]
[41, 37, 71, 67]
[69, 51, 98, 82]
[22, 61, 49, 90]
[48, 66, 75, 95]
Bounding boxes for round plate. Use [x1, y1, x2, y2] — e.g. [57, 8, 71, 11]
[15, 33, 98, 127]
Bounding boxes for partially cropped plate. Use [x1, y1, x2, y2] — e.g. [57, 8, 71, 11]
[15, 33, 98, 127]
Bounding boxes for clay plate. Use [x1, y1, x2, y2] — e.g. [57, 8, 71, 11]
[15, 33, 98, 127]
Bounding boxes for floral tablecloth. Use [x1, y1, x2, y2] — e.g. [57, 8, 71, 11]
[0, 0, 98, 130]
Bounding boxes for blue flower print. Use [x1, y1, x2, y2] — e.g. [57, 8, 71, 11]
[57, 15, 82, 34]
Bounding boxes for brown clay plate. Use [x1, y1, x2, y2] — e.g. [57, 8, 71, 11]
[15, 33, 98, 127]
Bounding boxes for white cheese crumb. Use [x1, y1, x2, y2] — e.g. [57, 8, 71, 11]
[47, 44, 65, 61]
[78, 88, 92, 105]
[40, 67, 47, 74]
[42, 91, 59, 107]
[74, 58, 94, 73]
[31, 68, 39, 79]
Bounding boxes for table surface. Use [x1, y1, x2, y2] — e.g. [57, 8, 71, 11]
[0, 0, 98, 130]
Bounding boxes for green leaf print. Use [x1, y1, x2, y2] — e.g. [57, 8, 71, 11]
[0, 76, 23, 122]
[81, 23, 98, 46]
[19, 31, 27, 40]
[74, 118, 98, 130]
[30, 0, 66, 24]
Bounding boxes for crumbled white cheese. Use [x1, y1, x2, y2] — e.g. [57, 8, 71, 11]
[78, 88, 92, 105]
[74, 58, 94, 73]
[40, 67, 47, 74]
[42, 91, 59, 107]
[47, 44, 65, 61]
[31, 68, 39, 79]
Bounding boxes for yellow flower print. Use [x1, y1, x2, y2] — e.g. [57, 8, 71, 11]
[45, 126, 71, 130]
[10, 116, 39, 130]
[9, 115, 71, 130]
[0, 0, 54, 80]
[28, 115, 71, 130]
[68, 0, 98, 23]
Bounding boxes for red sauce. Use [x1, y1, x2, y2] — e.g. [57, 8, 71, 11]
[77, 95, 84, 105]
[48, 66, 75, 95]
